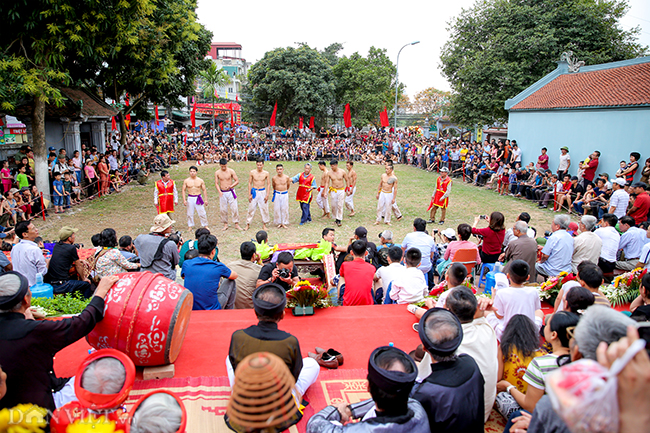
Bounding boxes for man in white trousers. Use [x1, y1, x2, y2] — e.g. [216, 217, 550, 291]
[345, 160, 357, 217]
[182, 166, 209, 230]
[214, 158, 243, 231]
[272, 163, 291, 228]
[246, 158, 271, 231]
[324, 160, 349, 227]
[376, 161, 401, 225]
[316, 161, 330, 218]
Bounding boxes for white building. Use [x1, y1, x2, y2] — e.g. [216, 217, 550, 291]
[206, 42, 251, 101]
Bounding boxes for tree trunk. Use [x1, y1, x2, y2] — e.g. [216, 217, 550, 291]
[32, 95, 49, 201]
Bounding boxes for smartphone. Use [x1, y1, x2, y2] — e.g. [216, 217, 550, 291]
[479, 214, 488, 220]
[636, 323, 650, 354]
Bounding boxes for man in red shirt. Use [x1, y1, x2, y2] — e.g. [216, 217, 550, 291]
[628, 182, 650, 225]
[579, 151, 600, 189]
[339, 240, 376, 306]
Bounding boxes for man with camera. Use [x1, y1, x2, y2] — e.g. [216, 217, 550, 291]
[256, 251, 299, 291]
[134, 214, 180, 282]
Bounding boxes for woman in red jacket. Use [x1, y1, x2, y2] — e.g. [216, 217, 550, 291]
[472, 211, 506, 264]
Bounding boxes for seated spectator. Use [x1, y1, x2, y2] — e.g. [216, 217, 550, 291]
[411, 307, 485, 433]
[11, 221, 47, 287]
[607, 178, 630, 219]
[118, 235, 137, 260]
[630, 273, 650, 321]
[556, 176, 583, 213]
[374, 246, 405, 295]
[339, 240, 376, 306]
[178, 227, 211, 268]
[228, 242, 262, 309]
[441, 223, 481, 271]
[472, 211, 506, 264]
[628, 182, 650, 225]
[182, 234, 237, 310]
[501, 221, 538, 281]
[46, 226, 92, 297]
[256, 251, 299, 291]
[306, 346, 430, 433]
[555, 261, 610, 312]
[571, 215, 601, 273]
[536, 214, 573, 279]
[134, 214, 179, 281]
[478, 260, 543, 340]
[634, 222, 650, 270]
[564, 286, 595, 314]
[595, 213, 620, 274]
[502, 213, 532, 248]
[389, 248, 428, 304]
[616, 216, 647, 270]
[401, 219, 436, 283]
[94, 228, 141, 279]
[130, 391, 184, 433]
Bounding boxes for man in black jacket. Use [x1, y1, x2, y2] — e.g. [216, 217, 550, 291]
[0, 272, 118, 411]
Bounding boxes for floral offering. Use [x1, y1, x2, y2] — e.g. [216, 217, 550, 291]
[538, 272, 576, 303]
[601, 268, 647, 307]
[286, 280, 329, 309]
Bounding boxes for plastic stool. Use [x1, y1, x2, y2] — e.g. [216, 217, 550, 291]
[478, 263, 495, 289]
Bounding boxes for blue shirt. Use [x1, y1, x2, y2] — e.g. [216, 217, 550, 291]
[402, 231, 436, 273]
[539, 230, 574, 276]
[53, 179, 64, 195]
[619, 226, 649, 259]
[181, 257, 232, 310]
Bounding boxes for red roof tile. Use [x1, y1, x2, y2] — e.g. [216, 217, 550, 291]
[511, 62, 650, 110]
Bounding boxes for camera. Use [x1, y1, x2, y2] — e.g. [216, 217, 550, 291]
[544, 230, 552, 237]
[278, 268, 291, 279]
[479, 215, 488, 220]
[433, 229, 439, 234]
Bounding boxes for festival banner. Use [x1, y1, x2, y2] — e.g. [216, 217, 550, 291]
[379, 107, 389, 127]
[270, 102, 277, 127]
[111, 116, 117, 132]
[343, 104, 352, 128]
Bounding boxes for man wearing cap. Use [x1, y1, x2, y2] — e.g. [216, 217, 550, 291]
[134, 214, 180, 281]
[608, 178, 630, 219]
[227, 283, 319, 397]
[11, 221, 48, 287]
[0, 272, 118, 411]
[411, 308, 485, 433]
[428, 167, 451, 225]
[628, 182, 650, 225]
[557, 146, 571, 179]
[306, 346, 430, 433]
[46, 226, 92, 297]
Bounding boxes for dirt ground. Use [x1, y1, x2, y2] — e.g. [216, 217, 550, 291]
[36, 161, 559, 264]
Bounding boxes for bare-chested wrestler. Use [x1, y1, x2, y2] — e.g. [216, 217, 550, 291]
[375, 161, 403, 225]
[345, 160, 357, 217]
[246, 158, 271, 231]
[272, 164, 291, 228]
[325, 160, 349, 227]
[316, 161, 331, 218]
[182, 166, 209, 230]
[215, 158, 243, 231]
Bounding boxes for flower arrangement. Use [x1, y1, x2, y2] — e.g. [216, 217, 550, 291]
[538, 272, 576, 303]
[0, 404, 47, 433]
[601, 268, 647, 307]
[286, 280, 329, 309]
[429, 276, 477, 297]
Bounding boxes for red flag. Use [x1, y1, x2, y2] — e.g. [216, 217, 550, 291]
[236, 94, 239, 102]
[111, 116, 117, 131]
[124, 94, 131, 129]
[309, 116, 315, 129]
[191, 97, 196, 129]
[270, 101, 277, 127]
[299, 117, 303, 129]
[343, 103, 351, 128]
[229, 102, 234, 127]
[154, 105, 159, 123]
[380, 107, 389, 127]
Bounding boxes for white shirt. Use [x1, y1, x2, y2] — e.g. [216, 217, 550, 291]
[619, 226, 648, 259]
[595, 226, 620, 262]
[609, 189, 630, 219]
[389, 267, 428, 304]
[512, 147, 522, 162]
[489, 285, 541, 339]
[11, 239, 48, 287]
[558, 153, 571, 171]
[572, 231, 602, 272]
[374, 262, 406, 291]
[639, 242, 650, 269]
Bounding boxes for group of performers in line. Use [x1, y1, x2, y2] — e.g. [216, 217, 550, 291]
[153, 159, 453, 231]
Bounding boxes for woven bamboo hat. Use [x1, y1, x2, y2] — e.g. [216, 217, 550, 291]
[226, 352, 299, 432]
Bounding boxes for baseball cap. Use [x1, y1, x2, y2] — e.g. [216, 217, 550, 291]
[379, 230, 393, 240]
[355, 227, 368, 239]
[59, 226, 78, 241]
[631, 182, 648, 189]
[613, 178, 626, 186]
[442, 228, 456, 239]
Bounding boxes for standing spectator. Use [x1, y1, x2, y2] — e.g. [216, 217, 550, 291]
[536, 147, 549, 171]
[134, 214, 180, 281]
[84, 159, 98, 197]
[11, 221, 47, 287]
[0, 161, 12, 194]
[46, 226, 92, 297]
[621, 152, 641, 186]
[511, 141, 522, 164]
[557, 146, 571, 179]
[472, 211, 506, 264]
[640, 158, 650, 184]
[97, 155, 110, 195]
[71, 150, 82, 186]
[339, 240, 375, 306]
[628, 182, 650, 225]
[616, 216, 648, 270]
[536, 215, 574, 279]
[182, 234, 237, 310]
[595, 213, 620, 274]
[228, 242, 262, 309]
[94, 228, 141, 279]
[402, 218, 436, 285]
[579, 151, 600, 189]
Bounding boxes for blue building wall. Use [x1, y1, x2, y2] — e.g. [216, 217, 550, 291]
[507, 107, 649, 182]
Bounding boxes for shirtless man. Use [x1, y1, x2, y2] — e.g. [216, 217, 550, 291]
[375, 161, 402, 225]
[272, 164, 291, 228]
[246, 158, 271, 231]
[344, 160, 357, 217]
[325, 160, 349, 227]
[316, 161, 331, 218]
[215, 158, 242, 231]
[182, 166, 209, 230]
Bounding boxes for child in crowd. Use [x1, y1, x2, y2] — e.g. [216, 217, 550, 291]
[499, 167, 510, 195]
[554, 261, 611, 311]
[52, 172, 65, 213]
[389, 248, 428, 304]
[63, 172, 73, 208]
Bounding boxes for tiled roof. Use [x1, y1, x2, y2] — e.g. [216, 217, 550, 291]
[14, 87, 116, 119]
[511, 62, 650, 110]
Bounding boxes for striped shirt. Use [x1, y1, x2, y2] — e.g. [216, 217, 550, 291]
[523, 353, 561, 391]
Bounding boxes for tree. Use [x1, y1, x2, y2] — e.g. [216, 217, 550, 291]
[332, 47, 399, 128]
[1, 0, 150, 194]
[440, 0, 647, 126]
[411, 88, 451, 118]
[245, 46, 335, 127]
[198, 62, 232, 136]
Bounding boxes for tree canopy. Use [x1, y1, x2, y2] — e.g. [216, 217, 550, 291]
[410, 87, 451, 118]
[440, 0, 647, 126]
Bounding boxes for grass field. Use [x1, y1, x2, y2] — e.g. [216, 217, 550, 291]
[36, 161, 560, 264]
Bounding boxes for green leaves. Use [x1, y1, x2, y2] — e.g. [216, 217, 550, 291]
[31, 292, 91, 316]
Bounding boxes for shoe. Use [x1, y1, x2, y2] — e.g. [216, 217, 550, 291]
[438, 221, 445, 225]
[412, 323, 419, 332]
[315, 347, 345, 366]
[308, 351, 339, 369]
[427, 219, 435, 223]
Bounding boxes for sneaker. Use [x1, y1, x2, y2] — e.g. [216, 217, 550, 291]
[438, 220, 445, 225]
[412, 323, 419, 332]
[407, 304, 418, 314]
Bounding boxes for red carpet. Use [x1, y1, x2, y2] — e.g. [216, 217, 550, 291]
[54, 305, 422, 378]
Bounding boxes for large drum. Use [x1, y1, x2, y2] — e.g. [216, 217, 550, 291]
[87, 272, 193, 367]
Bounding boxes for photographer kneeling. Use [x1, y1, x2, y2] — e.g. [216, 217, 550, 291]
[256, 251, 299, 291]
